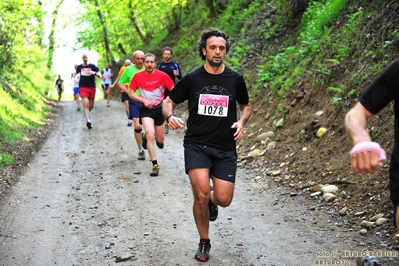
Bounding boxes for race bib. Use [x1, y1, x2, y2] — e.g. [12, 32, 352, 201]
[81, 68, 92, 76]
[198, 94, 229, 117]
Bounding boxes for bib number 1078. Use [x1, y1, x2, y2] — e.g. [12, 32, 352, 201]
[198, 94, 229, 117]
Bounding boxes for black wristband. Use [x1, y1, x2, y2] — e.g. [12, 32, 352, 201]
[165, 114, 174, 122]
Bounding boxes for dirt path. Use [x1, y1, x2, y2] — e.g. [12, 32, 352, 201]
[0, 100, 398, 266]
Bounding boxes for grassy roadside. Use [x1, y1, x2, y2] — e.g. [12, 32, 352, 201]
[0, 77, 53, 171]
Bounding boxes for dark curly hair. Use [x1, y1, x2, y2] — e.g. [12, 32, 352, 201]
[197, 28, 231, 61]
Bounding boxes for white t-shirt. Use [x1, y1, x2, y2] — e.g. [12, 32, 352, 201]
[102, 68, 112, 84]
[72, 72, 80, 87]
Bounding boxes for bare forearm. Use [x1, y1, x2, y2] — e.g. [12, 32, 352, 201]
[345, 103, 372, 145]
[112, 76, 121, 87]
[162, 97, 176, 117]
[129, 91, 141, 102]
[238, 104, 251, 126]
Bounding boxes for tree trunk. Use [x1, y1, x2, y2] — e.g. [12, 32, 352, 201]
[47, 0, 64, 70]
[128, 0, 149, 46]
[206, 0, 217, 18]
[94, 0, 116, 65]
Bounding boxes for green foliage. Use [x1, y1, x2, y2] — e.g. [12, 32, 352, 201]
[256, 0, 352, 100]
[0, 0, 52, 167]
[219, 0, 265, 34]
[75, 0, 190, 65]
[0, 153, 14, 171]
[300, 0, 348, 43]
[328, 86, 356, 106]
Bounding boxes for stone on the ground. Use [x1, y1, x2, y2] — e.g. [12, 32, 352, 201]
[323, 192, 337, 202]
[321, 185, 339, 194]
[360, 220, 375, 228]
[370, 213, 384, 221]
[375, 217, 388, 226]
[257, 131, 275, 141]
[338, 207, 347, 216]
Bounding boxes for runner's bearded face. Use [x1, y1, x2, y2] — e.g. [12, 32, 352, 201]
[163, 51, 172, 62]
[204, 36, 226, 67]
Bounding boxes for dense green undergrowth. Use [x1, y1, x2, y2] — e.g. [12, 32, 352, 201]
[0, 1, 54, 170]
[0, 70, 52, 170]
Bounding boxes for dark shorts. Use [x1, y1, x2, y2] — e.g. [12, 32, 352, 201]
[102, 83, 111, 90]
[121, 92, 129, 102]
[183, 142, 237, 183]
[128, 99, 140, 118]
[140, 104, 164, 126]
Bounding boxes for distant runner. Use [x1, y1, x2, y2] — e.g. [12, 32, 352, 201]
[101, 63, 113, 107]
[76, 54, 102, 129]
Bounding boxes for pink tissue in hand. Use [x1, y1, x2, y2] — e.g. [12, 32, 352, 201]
[350, 142, 386, 161]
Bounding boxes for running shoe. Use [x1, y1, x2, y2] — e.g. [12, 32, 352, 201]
[77, 107, 81, 111]
[107, 102, 110, 107]
[142, 133, 147, 150]
[195, 240, 211, 262]
[138, 150, 145, 160]
[86, 121, 92, 129]
[209, 186, 218, 221]
[127, 120, 133, 126]
[150, 164, 160, 176]
[156, 141, 164, 149]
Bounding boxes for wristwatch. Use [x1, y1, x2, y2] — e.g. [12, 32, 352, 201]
[165, 114, 174, 122]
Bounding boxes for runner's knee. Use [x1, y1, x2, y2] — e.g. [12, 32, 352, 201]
[214, 195, 232, 207]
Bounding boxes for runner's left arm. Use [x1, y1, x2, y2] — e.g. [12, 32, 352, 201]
[232, 103, 251, 141]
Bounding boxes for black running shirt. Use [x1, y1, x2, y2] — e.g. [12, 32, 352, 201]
[359, 60, 399, 201]
[169, 65, 249, 151]
[76, 63, 99, 88]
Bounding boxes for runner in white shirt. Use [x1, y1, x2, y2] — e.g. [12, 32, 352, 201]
[101, 63, 113, 107]
[71, 64, 81, 111]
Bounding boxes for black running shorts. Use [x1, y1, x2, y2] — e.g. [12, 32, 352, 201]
[183, 142, 237, 183]
[121, 92, 130, 102]
[140, 104, 164, 126]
